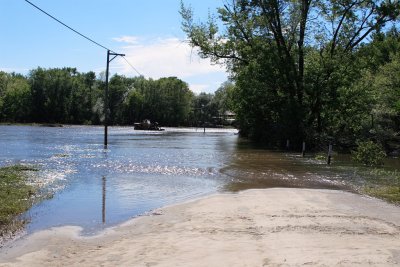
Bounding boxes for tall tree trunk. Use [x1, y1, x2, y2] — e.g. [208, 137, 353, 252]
[297, 0, 311, 106]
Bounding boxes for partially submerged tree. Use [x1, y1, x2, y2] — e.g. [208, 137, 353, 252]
[181, 0, 400, 145]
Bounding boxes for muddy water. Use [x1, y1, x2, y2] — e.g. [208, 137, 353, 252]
[221, 148, 346, 191]
[0, 125, 394, 235]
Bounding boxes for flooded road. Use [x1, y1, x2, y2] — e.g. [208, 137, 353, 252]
[0, 125, 396, 234]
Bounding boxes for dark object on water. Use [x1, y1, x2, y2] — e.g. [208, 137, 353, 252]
[40, 123, 63, 127]
[134, 120, 164, 131]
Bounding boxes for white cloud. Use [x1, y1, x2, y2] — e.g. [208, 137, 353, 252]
[113, 36, 228, 93]
[112, 36, 141, 45]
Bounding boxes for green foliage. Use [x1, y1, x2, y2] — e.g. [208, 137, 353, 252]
[181, 0, 400, 148]
[0, 165, 37, 235]
[120, 76, 194, 126]
[27, 67, 97, 124]
[352, 141, 387, 166]
[359, 168, 400, 203]
[122, 89, 144, 124]
[1, 68, 231, 127]
[365, 186, 400, 203]
[213, 81, 235, 113]
[315, 153, 326, 161]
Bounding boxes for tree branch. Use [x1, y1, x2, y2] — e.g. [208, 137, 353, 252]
[223, 4, 254, 47]
[330, 1, 357, 56]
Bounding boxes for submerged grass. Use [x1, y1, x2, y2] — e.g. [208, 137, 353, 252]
[360, 168, 400, 204]
[311, 152, 400, 204]
[0, 165, 38, 240]
[364, 186, 400, 203]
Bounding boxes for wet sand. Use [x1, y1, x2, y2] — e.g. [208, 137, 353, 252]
[1, 188, 400, 266]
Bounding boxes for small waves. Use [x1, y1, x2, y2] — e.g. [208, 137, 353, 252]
[92, 161, 218, 177]
[0, 125, 237, 234]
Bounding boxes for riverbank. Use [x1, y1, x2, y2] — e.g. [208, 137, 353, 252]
[0, 166, 38, 244]
[1, 188, 399, 266]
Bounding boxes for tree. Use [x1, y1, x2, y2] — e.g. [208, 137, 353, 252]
[0, 72, 9, 121]
[212, 81, 235, 115]
[26, 67, 103, 124]
[108, 75, 131, 125]
[1, 74, 31, 122]
[367, 49, 400, 148]
[122, 89, 144, 124]
[156, 77, 193, 126]
[181, 0, 400, 145]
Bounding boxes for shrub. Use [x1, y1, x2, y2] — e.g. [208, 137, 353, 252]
[352, 140, 386, 166]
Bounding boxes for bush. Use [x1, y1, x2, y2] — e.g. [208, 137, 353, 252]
[352, 140, 386, 166]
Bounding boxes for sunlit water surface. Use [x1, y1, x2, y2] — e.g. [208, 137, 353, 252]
[0, 125, 397, 235]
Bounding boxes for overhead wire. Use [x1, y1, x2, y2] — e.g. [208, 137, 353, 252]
[23, 0, 143, 76]
[24, 0, 112, 52]
[122, 57, 142, 77]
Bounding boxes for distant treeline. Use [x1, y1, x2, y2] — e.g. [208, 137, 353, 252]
[0, 68, 234, 127]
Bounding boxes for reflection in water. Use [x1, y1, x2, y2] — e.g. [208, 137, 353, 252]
[102, 176, 106, 224]
[0, 126, 236, 234]
[0, 125, 395, 235]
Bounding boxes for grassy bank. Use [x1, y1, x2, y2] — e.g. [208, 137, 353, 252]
[360, 168, 400, 204]
[0, 165, 38, 240]
[313, 153, 400, 204]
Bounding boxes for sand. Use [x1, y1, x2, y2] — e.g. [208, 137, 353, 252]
[0, 188, 399, 266]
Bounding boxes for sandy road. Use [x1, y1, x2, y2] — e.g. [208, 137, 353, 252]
[1, 188, 400, 266]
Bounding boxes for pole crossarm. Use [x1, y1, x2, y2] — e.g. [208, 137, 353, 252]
[109, 52, 125, 56]
[109, 52, 125, 63]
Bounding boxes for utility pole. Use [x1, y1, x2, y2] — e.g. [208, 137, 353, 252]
[201, 104, 205, 133]
[104, 50, 125, 147]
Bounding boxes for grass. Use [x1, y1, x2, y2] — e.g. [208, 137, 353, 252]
[314, 153, 327, 161]
[364, 186, 400, 203]
[0, 165, 38, 239]
[54, 153, 69, 158]
[360, 168, 400, 204]
[310, 152, 400, 204]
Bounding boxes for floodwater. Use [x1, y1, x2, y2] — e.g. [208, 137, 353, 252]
[0, 125, 396, 235]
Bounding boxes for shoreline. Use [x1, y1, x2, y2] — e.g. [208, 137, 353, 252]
[1, 188, 399, 266]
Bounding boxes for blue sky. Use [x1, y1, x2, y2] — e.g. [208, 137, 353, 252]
[1, 0, 228, 94]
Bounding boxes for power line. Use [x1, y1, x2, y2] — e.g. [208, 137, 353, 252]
[122, 57, 142, 76]
[23, 0, 143, 76]
[24, 0, 113, 52]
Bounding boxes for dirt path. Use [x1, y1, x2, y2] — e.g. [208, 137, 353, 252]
[1, 188, 400, 266]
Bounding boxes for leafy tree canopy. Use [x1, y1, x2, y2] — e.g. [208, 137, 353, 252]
[181, 0, 400, 149]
